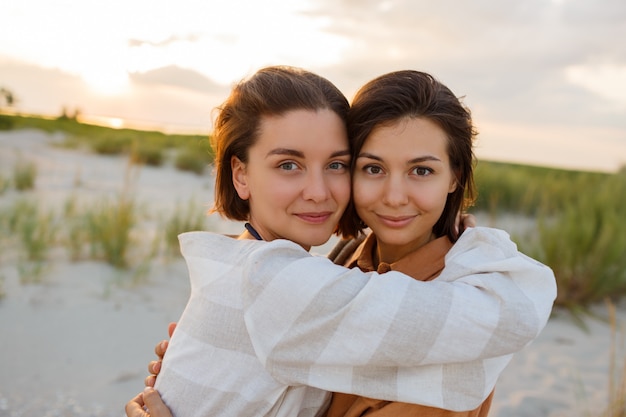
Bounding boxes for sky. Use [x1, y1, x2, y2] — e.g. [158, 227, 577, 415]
[1, 0, 625, 172]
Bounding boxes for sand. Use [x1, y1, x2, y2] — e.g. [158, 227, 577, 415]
[1, 129, 624, 417]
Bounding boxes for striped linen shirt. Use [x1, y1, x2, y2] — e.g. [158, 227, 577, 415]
[154, 227, 556, 416]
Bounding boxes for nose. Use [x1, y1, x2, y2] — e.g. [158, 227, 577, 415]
[302, 169, 330, 202]
[382, 175, 409, 207]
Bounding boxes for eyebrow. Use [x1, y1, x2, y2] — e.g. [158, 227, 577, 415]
[267, 148, 351, 158]
[357, 152, 442, 164]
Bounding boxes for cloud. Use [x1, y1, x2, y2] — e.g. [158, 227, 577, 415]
[129, 65, 229, 95]
[128, 34, 201, 48]
[300, 0, 626, 130]
[0, 58, 88, 116]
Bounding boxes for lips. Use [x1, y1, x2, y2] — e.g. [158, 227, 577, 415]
[376, 214, 416, 228]
[295, 212, 333, 224]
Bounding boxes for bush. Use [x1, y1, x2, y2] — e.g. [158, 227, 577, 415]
[0, 174, 9, 194]
[90, 134, 132, 155]
[131, 141, 164, 166]
[13, 158, 37, 191]
[175, 148, 209, 174]
[2, 198, 58, 282]
[0, 115, 15, 130]
[85, 196, 136, 269]
[163, 199, 207, 255]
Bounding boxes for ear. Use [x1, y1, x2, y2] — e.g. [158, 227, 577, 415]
[448, 170, 459, 194]
[231, 156, 250, 200]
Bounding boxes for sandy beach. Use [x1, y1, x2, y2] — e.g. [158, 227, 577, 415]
[1, 129, 624, 417]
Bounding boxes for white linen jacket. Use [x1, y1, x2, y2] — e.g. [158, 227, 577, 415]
[154, 227, 556, 417]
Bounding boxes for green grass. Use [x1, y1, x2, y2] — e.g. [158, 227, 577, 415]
[5, 114, 213, 166]
[475, 163, 626, 311]
[13, 157, 37, 191]
[162, 198, 208, 256]
[1, 198, 58, 282]
[84, 195, 136, 269]
[0, 173, 9, 194]
[0, 114, 15, 130]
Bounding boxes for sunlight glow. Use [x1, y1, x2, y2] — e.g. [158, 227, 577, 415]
[107, 117, 124, 129]
[82, 68, 130, 96]
[1, 0, 351, 91]
[125, 0, 351, 85]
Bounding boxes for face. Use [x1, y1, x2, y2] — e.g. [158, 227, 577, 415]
[232, 109, 351, 250]
[352, 117, 457, 264]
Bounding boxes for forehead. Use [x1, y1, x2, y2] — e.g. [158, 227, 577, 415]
[255, 109, 348, 151]
[363, 117, 449, 154]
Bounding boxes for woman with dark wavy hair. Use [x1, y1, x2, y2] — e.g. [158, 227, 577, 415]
[328, 70, 493, 417]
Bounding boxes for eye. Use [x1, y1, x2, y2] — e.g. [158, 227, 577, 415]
[412, 166, 433, 176]
[279, 161, 299, 171]
[364, 165, 383, 175]
[328, 161, 349, 171]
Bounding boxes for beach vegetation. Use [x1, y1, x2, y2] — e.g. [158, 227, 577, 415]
[62, 196, 90, 261]
[174, 139, 213, 174]
[0, 114, 15, 130]
[90, 133, 133, 155]
[162, 198, 208, 257]
[0, 173, 9, 194]
[130, 140, 165, 167]
[475, 162, 626, 313]
[13, 157, 37, 191]
[84, 194, 136, 269]
[3, 114, 212, 169]
[2, 198, 58, 282]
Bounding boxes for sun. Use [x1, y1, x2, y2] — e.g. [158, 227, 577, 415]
[82, 66, 131, 96]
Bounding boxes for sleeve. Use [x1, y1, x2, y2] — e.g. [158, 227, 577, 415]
[242, 227, 556, 410]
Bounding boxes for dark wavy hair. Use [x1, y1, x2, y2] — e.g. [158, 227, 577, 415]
[337, 70, 477, 241]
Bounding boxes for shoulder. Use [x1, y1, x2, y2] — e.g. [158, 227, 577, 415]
[178, 231, 308, 260]
[448, 227, 517, 259]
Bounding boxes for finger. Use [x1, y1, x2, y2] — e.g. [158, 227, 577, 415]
[168, 322, 177, 338]
[143, 387, 173, 417]
[148, 360, 161, 375]
[145, 374, 156, 388]
[154, 340, 168, 358]
[462, 213, 477, 229]
[125, 392, 148, 417]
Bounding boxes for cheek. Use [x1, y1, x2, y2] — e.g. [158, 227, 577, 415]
[251, 174, 292, 205]
[352, 177, 379, 208]
[414, 184, 451, 212]
[330, 176, 352, 208]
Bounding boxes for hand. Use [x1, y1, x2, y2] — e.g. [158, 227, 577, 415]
[455, 212, 477, 236]
[460, 213, 477, 230]
[145, 322, 177, 387]
[125, 388, 172, 417]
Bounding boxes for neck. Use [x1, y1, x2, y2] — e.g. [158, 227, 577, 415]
[375, 231, 435, 265]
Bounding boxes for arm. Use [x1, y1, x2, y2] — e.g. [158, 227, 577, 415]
[242, 227, 556, 408]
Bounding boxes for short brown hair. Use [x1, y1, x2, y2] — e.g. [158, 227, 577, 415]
[338, 70, 477, 241]
[209, 66, 350, 222]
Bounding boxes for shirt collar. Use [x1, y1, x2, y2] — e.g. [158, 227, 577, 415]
[348, 232, 453, 281]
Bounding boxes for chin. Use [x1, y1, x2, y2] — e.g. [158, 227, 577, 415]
[304, 237, 329, 247]
[306, 233, 333, 248]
